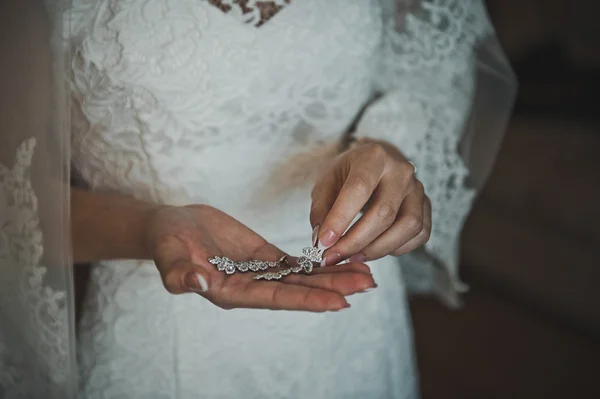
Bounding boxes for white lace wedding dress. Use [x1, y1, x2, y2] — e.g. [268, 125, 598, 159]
[66, 0, 491, 397]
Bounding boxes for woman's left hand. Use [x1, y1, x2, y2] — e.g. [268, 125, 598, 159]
[310, 138, 432, 266]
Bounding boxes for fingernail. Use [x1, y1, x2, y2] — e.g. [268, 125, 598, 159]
[348, 253, 367, 263]
[318, 229, 337, 250]
[359, 286, 378, 293]
[321, 253, 342, 267]
[332, 303, 351, 312]
[185, 272, 209, 293]
[312, 225, 320, 247]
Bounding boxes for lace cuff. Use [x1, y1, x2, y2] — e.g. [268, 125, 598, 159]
[355, 82, 474, 306]
[353, 0, 501, 306]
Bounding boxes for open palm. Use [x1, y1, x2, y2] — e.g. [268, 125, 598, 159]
[145, 205, 376, 312]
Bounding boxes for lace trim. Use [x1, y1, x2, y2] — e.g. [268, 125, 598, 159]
[358, 0, 491, 304]
[207, 0, 292, 26]
[0, 139, 72, 397]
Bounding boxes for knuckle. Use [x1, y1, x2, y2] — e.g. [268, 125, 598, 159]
[365, 142, 387, 158]
[349, 174, 374, 194]
[404, 212, 424, 235]
[376, 202, 397, 225]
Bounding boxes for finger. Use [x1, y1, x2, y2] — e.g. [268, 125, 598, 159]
[282, 269, 376, 296]
[310, 262, 372, 276]
[322, 174, 404, 265]
[317, 158, 382, 251]
[310, 170, 340, 245]
[392, 195, 432, 256]
[220, 280, 350, 312]
[280, 258, 372, 275]
[358, 181, 425, 261]
[153, 235, 212, 295]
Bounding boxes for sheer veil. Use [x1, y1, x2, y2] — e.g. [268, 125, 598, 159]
[0, 0, 76, 397]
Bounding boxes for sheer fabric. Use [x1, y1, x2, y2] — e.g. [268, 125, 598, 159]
[356, 0, 516, 305]
[0, 1, 76, 398]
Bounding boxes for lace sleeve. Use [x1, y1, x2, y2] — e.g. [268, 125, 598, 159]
[355, 0, 516, 306]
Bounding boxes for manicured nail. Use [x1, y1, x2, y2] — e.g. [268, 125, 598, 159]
[185, 272, 209, 293]
[312, 225, 320, 247]
[321, 253, 342, 267]
[318, 229, 337, 250]
[332, 303, 351, 312]
[359, 286, 378, 294]
[348, 253, 367, 263]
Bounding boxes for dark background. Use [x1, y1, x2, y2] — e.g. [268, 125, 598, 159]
[410, 1, 600, 398]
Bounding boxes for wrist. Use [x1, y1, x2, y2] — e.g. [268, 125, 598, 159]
[138, 204, 172, 260]
[70, 188, 169, 263]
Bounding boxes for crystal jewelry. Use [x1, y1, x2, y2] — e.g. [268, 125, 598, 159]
[208, 255, 288, 275]
[301, 246, 323, 263]
[254, 246, 322, 280]
[210, 245, 324, 281]
[254, 268, 292, 281]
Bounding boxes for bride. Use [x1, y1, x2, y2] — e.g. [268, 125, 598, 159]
[0, 0, 515, 398]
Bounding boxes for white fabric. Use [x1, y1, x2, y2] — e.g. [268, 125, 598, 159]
[65, 0, 492, 397]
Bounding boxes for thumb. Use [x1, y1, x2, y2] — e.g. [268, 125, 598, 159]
[153, 235, 212, 295]
[310, 172, 340, 246]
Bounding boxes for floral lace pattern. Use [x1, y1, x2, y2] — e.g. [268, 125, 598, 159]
[0, 139, 74, 398]
[357, 0, 491, 305]
[66, 0, 493, 397]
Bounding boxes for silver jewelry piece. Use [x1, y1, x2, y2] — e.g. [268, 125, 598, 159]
[209, 255, 290, 277]
[296, 256, 314, 274]
[253, 265, 296, 281]
[302, 246, 323, 263]
[210, 252, 318, 281]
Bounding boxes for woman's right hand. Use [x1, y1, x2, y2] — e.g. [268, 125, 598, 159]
[144, 205, 376, 312]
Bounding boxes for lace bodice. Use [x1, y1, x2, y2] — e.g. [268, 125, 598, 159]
[70, 0, 384, 242]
